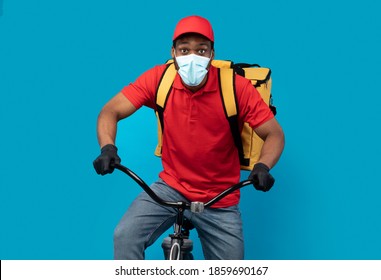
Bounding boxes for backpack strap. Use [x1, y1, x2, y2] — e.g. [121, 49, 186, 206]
[156, 63, 176, 109]
[218, 68, 248, 167]
[212, 60, 233, 69]
[154, 63, 177, 156]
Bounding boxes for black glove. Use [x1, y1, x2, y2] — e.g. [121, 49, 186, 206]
[248, 163, 275, 192]
[93, 144, 121, 175]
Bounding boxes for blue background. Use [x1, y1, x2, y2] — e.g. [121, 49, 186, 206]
[1, 0, 380, 260]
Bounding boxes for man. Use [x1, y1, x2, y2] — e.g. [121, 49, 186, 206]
[93, 15, 284, 259]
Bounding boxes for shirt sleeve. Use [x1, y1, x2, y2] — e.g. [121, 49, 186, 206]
[121, 65, 166, 110]
[236, 75, 274, 129]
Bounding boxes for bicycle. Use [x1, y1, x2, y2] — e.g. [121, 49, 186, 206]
[113, 163, 253, 260]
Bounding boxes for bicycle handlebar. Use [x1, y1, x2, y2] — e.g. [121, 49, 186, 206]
[113, 163, 253, 212]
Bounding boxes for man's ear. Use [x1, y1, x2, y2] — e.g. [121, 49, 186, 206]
[206, 49, 215, 69]
[171, 47, 179, 70]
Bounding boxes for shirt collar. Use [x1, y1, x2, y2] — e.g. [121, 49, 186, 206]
[172, 65, 219, 93]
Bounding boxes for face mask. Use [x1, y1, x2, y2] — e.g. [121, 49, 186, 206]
[175, 53, 211, 87]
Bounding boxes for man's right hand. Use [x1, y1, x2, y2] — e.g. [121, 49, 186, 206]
[93, 144, 121, 175]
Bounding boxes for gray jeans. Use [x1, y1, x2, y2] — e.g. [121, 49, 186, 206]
[114, 178, 244, 259]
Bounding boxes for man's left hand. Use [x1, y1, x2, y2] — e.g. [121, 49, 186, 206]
[248, 163, 275, 192]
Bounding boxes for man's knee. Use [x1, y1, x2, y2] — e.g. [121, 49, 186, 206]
[114, 223, 144, 259]
[113, 224, 125, 245]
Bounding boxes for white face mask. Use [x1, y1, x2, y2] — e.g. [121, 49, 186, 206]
[175, 53, 211, 87]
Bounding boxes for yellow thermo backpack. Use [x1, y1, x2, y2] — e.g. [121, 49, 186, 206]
[155, 60, 276, 171]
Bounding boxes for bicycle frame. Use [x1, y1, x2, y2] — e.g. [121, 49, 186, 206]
[113, 163, 252, 260]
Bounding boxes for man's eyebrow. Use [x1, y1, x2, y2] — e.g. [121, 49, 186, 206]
[198, 42, 209, 46]
[177, 41, 190, 46]
[177, 41, 209, 47]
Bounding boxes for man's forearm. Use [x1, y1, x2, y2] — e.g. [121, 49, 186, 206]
[257, 130, 285, 169]
[96, 109, 118, 148]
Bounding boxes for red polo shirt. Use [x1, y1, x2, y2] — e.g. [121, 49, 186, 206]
[122, 64, 273, 207]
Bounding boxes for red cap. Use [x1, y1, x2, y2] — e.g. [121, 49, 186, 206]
[173, 15, 214, 42]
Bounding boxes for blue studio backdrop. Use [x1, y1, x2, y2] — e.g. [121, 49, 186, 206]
[1, 0, 381, 260]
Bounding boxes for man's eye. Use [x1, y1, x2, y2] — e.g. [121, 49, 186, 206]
[198, 49, 207, 54]
[180, 49, 188, 54]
